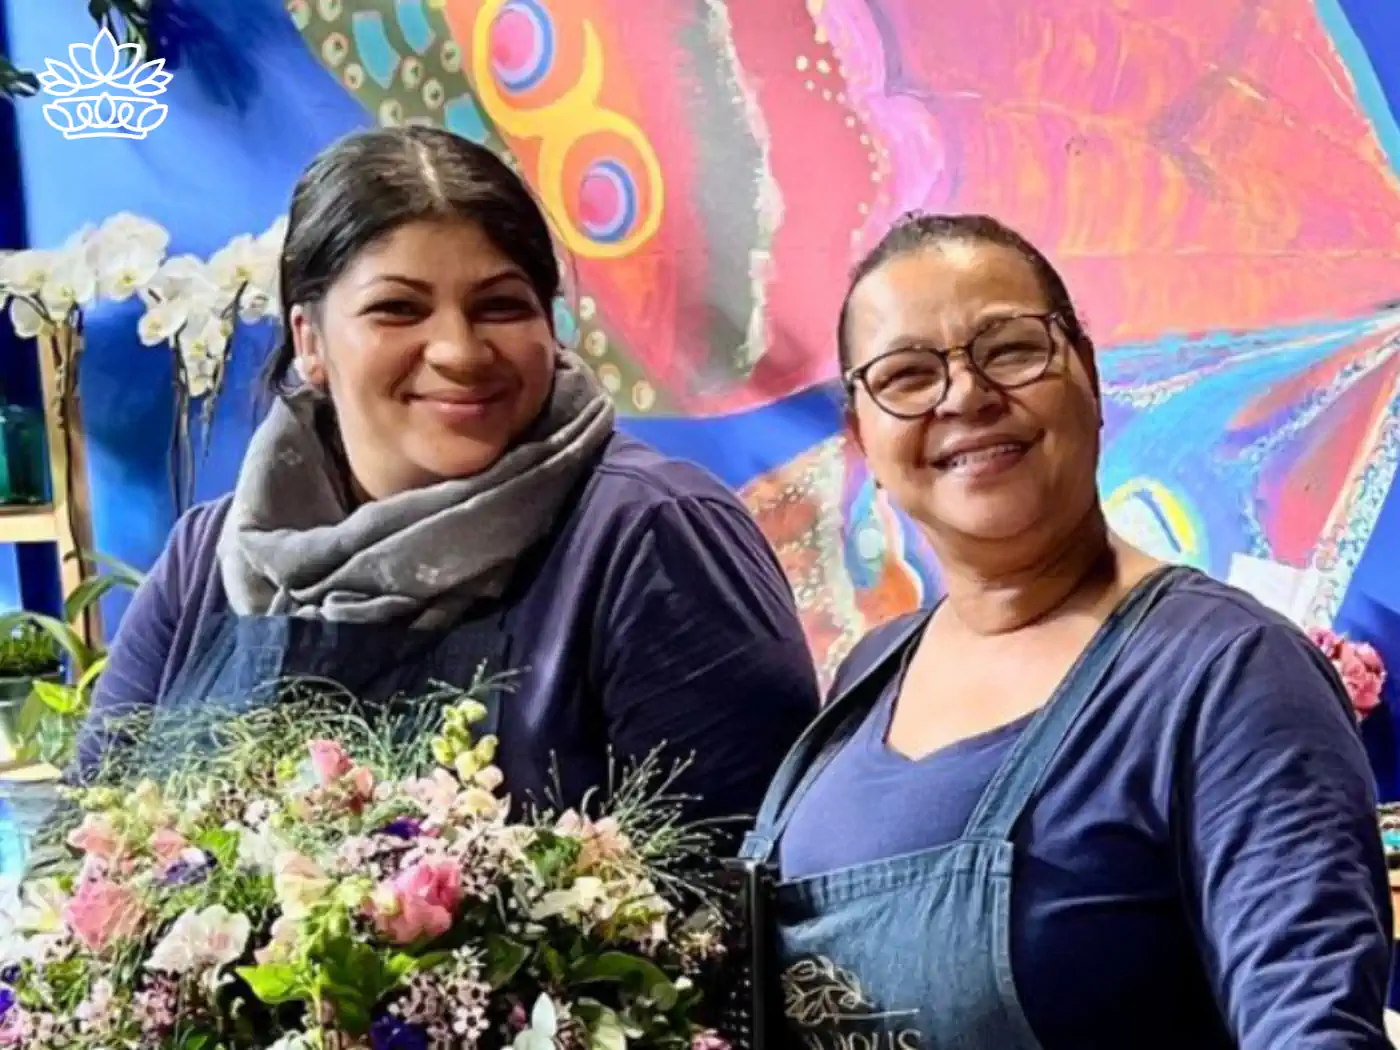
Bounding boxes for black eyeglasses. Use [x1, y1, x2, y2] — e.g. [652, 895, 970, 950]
[844, 312, 1065, 419]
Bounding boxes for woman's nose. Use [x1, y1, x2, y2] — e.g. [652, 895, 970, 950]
[936, 351, 1001, 418]
[421, 311, 494, 369]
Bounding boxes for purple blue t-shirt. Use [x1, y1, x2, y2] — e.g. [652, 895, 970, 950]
[780, 571, 1394, 1049]
[79, 432, 822, 832]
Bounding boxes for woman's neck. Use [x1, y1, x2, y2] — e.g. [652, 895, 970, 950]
[937, 508, 1122, 636]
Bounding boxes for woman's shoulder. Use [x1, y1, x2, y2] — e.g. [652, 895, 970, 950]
[587, 431, 748, 512]
[568, 432, 764, 550]
[161, 495, 234, 577]
[1143, 566, 1320, 662]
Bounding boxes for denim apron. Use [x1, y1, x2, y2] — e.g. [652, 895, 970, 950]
[739, 567, 1181, 1050]
[143, 602, 514, 754]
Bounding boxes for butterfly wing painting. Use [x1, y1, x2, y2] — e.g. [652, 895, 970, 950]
[289, 0, 1400, 677]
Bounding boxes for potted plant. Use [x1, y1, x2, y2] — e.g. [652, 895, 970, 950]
[0, 550, 145, 768]
[0, 621, 62, 758]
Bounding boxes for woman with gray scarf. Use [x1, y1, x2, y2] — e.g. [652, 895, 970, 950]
[73, 126, 821, 829]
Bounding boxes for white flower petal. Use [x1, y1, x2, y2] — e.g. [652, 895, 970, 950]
[10, 297, 50, 338]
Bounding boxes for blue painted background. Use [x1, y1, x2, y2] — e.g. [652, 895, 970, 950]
[1, 0, 1399, 798]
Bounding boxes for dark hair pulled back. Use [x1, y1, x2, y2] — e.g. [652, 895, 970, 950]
[262, 125, 561, 396]
[835, 212, 1089, 374]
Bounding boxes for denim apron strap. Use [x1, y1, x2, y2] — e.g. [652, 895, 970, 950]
[963, 564, 1185, 841]
[741, 611, 933, 865]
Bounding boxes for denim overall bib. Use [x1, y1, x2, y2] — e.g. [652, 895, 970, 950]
[145, 601, 514, 753]
[739, 567, 1180, 1050]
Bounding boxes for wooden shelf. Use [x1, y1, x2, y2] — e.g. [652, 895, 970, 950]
[0, 504, 59, 544]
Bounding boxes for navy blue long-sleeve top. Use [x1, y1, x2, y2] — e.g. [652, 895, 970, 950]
[781, 570, 1394, 1049]
[77, 432, 821, 831]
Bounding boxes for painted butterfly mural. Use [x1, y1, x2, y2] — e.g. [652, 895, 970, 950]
[287, 0, 1400, 679]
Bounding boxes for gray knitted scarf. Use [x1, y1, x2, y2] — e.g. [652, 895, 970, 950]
[217, 351, 616, 627]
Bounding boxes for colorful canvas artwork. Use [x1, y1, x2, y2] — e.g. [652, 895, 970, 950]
[286, 0, 1400, 679]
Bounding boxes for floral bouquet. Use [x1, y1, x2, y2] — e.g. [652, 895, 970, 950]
[1307, 626, 1388, 722]
[0, 681, 732, 1050]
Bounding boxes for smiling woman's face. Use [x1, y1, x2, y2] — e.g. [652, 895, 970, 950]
[291, 217, 557, 500]
[844, 240, 1102, 553]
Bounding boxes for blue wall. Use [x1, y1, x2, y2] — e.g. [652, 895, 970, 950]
[1, 0, 367, 619]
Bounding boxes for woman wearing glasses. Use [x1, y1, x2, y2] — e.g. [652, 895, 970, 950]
[740, 214, 1392, 1049]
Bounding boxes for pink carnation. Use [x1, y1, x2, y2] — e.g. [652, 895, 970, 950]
[369, 858, 462, 944]
[308, 739, 354, 785]
[63, 878, 144, 952]
[1309, 627, 1387, 721]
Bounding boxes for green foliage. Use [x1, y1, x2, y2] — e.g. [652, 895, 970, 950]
[0, 548, 145, 765]
[0, 620, 62, 677]
[0, 1, 162, 101]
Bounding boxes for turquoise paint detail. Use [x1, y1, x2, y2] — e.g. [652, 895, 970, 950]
[445, 95, 490, 144]
[351, 10, 402, 90]
[1315, 0, 1400, 177]
[395, 0, 436, 54]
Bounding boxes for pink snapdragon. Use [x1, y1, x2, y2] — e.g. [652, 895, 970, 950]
[66, 814, 122, 862]
[63, 879, 144, 952]
[308, 739, 353, 785]
[369, 858, 462, 944]
[304, 739, 376, 810]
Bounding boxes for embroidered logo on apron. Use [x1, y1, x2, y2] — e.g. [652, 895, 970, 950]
[782, 956, 922, 1050]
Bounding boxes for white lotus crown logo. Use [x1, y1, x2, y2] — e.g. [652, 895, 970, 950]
[38, 26, 172, 141]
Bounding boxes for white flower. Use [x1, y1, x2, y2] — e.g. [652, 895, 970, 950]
[272, 851, 333, 919]
[208, 233, 261, 296]
[97, 211, 169, 257]
[9, 296, 52, 338]
[235, 820, 290, 872]
[529, 876, 609, 923]
[89, 212, 169, 300]
[97, 236, 166, 301]
[14, 878, 67, 935]
[0, 249, 56, 297]
[146, 905, 251, 975]
[138, 255, 222, 346]
[514, 995, 560, 1050]
[40, 249, 97, 319]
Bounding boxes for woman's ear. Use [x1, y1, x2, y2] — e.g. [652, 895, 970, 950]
[289, 303, 327, 389]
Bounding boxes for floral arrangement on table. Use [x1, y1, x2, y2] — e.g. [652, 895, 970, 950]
[0, 211, 287, 509]
[1307, 626, 1388, 722]
[0, 680, 733, 1050]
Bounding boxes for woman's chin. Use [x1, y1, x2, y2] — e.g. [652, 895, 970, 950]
[407, 440, 512, 483]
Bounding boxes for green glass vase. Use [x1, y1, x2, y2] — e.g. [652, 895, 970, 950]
[0, 404, 50, 506]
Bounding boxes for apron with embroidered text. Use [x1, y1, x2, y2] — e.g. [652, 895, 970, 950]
[740, 567, 1182, 1050]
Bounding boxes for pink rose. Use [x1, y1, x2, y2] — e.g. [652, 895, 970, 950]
[308, 740, 354, 786]
[150, 827, 188, 864]
[67, 814, 121, 861]
[63, 878, 144, 951]
[370, 859, 462, 944]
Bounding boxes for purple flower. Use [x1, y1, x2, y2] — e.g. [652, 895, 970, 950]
[163, 853, 210, 886]
[0, 965, 17, 984]
[0, 987, 13, 1020]
[371, 1014, 430, 1050]
[380, 817, 423, 840]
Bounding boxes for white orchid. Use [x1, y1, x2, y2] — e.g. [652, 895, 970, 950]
[514, 995, 561, 1050]
[137, 254, 222, 346]
[145, 904, 251, 975]
[92, 212, 169, 301]
[8, 297, 53, 339]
